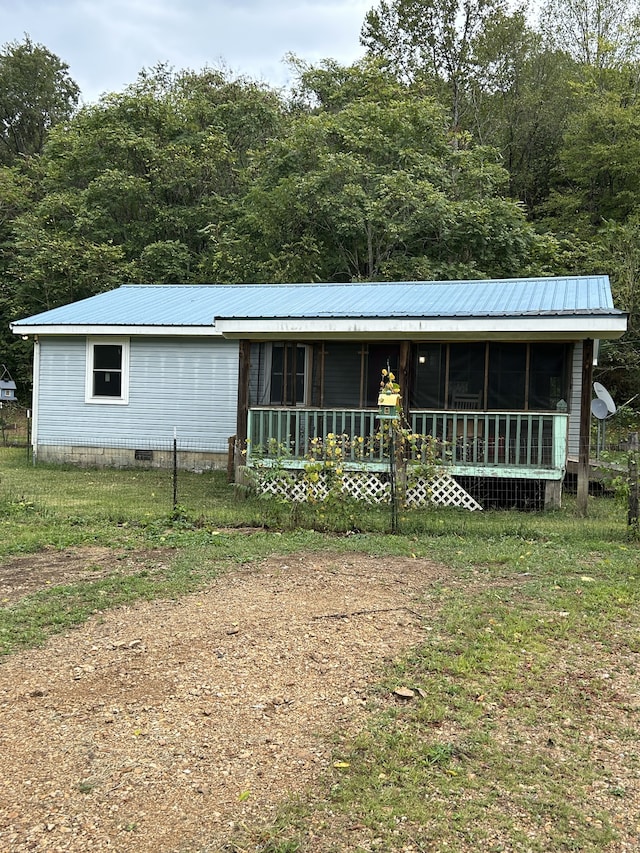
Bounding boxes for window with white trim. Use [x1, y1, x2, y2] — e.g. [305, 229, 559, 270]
[85, 337, 130, 404]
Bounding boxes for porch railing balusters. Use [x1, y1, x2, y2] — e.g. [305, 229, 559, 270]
[246, 408, 568, 474]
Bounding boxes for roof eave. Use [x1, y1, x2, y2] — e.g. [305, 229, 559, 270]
[11, 314, 628, 341]
[10, 324, 223, 337]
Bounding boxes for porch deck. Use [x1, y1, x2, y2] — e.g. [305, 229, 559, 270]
[246, 407, 569, 480]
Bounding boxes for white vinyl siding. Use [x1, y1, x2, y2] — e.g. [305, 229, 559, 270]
[35, 336, 239, 452]
[567, 341, 583, 457]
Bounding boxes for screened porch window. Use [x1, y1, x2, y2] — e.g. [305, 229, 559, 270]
[487, 343, 526, 409]
[412, 344, 445, 408]
[321, 342, 363, 407]
[528, 344, 569, 409]
[448, 343, 486, 408]
[319, 343, 402, 407]
[411, 342, 569, 411]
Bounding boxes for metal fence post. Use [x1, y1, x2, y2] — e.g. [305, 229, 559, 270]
[173, 428, 178, 513]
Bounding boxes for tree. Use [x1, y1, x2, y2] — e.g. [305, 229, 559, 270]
[360, 0, 507, 131]
[546, 89, 640, 226]
[538, 0, 640, 73]
[10, 211, 134, 318]
[469, 11, 578, 209]
[0, 165, 30, 251]
[0, 36, 79, 165]
[209, 62, 548, 283]
[0, 165, 33, 391]
[7, 65, 288, 307]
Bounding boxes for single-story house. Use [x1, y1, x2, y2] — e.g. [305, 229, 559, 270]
[10, 276, 627, 509]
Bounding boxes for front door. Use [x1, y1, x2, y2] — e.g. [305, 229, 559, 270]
[366, 344, 400, 407]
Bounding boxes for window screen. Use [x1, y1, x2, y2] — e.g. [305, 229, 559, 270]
[487, 343, 526, 410]
[412, 344, 445, 408]
[448, 343, 485, 406]
[529, 344, 569, 409]
[322, 343, 362, 407]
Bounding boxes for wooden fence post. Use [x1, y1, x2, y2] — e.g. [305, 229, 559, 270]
[629, 454, 639, 536]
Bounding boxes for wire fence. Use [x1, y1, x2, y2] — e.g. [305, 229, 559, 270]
[0, 407, 239, 521]
[0, 440, 235, 524]
[0, 404, 30, 449]
[0, 403, 637, 528]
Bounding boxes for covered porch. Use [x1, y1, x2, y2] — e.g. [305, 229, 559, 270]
[236, 337, 574, 508]
[219, 277, 627, 510]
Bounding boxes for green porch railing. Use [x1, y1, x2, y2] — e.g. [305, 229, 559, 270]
[246, 407, 569, 475]
[247, 408, 386, 467]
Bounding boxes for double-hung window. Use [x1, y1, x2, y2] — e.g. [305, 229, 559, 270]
[269, 343, 310, 406]
[85, 337, 130, 404]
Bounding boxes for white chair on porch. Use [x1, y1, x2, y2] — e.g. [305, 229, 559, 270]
[452, 391, 483, 410]
[451, 392, 483, 461]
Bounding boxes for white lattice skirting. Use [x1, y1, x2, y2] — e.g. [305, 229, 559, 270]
[255, 470, 482, 511]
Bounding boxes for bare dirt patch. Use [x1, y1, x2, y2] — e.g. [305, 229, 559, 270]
[0, 546, 174, 606]
[0, 548, 446, 852]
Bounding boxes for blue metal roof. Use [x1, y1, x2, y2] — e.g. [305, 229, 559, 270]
[10, 276, 622, 328]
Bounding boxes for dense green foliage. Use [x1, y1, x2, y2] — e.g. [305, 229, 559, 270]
[0, 36, 79, 166]
[1, 1, 640, 403]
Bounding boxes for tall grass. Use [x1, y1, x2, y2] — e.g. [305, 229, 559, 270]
[1, 447, 632, 543]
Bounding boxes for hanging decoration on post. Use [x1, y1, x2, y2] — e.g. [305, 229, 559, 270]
[377, 365, 402, 533]
[377, 367, 401, 420]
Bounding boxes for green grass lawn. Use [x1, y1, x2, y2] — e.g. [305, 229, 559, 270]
[1, 446, 639, 851]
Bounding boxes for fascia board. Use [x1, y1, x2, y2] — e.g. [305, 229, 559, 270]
[10, 324, 223, 337]
[214, 315, 628, 339]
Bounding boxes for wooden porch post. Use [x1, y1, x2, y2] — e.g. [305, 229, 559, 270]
[544, 479, 563, 510]
[235, 340, 250, 477]
[399, 341, 411, 419]
[577, 339, 594, 516]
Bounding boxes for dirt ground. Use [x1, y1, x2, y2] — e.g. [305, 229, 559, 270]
[0, 546, 444, 852]
[0, 546, 175, 606]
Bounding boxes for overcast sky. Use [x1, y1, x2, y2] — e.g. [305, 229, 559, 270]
[3, 0, 373, 104]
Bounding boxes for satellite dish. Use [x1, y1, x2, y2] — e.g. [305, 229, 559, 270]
[591, 398, 609, 420]
[593, 382, 617, 415]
